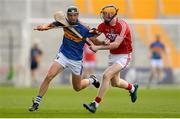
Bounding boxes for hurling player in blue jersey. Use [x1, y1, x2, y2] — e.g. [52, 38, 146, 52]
[148, 35, 166, 88]
[29, 6, 101, 111]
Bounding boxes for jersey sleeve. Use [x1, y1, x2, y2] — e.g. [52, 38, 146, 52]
[119, 21, 127, 37]
[85, 29, 96, 38]
[52, 21, 63, 27]
[97, 23, 104, 33]
[83, 25, 96, 38]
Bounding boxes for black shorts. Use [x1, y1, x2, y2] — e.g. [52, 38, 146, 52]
[31, 61, 38, 70]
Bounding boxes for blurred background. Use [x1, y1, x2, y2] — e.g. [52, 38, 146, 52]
[0, 0, 180, 88]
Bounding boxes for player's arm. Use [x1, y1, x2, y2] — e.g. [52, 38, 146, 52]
[88, 37, 109, 45]
[89, 35, 124, 52]
[34, 21, 62, 31]
[90, 21, 127, 52]
[87, 26, 109, 45]
[162, 44, 166, 54]
[85, 36, 109, 53]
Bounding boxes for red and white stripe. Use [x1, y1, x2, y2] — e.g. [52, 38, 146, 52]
[123, 53, 131, 69]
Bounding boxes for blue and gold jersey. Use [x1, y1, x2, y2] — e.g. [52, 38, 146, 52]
[150, 41, 165, 59]
[53, 21, 94, 60]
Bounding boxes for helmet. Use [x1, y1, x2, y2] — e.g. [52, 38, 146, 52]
[100, 5, 119, 24]
[66, 6, 79, 25]
[67, 6, 79, 14]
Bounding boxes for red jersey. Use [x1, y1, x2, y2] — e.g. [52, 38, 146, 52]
[97, 18, 132, 54]
[83, 44, 96, 61]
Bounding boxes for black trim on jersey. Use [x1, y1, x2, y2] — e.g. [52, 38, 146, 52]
[53, 21, 81, 38]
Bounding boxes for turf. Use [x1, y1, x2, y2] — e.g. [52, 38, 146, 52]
[0, 86, 180, 118]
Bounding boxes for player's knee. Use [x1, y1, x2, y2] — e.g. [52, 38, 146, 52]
[102, 73, 110, 81]
[73, 85, 82, 92]
[111, 82, 118, 87]
[45, 73, 55, 82]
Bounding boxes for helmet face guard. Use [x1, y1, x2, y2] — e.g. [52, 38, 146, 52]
[100, 5, 119, 24]
[66, 6, 79, 25]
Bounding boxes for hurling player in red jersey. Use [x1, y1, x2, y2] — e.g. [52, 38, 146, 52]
[83, 5, 139, 113]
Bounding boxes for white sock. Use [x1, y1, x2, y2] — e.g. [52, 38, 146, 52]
[93, 101, 99, 108]
[88, 77, 94, 84]
[130, 85, 135, 93]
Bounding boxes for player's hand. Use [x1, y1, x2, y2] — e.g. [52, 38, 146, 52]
[103, 38, 110, 45]
[89, 28, 101, 35]
[89, 45, 98, 53]
[34, 25, 50, 31]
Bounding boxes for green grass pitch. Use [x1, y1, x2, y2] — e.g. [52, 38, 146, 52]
[0, 86, 180, 118]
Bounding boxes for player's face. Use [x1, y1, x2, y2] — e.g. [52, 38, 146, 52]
[101, 7, 116, 23]
[102, 12, 114, 22]
[67, 13, 79, 25]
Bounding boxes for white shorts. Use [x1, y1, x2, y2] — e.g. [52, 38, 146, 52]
[108, 53, 132, 69]
[151, 59, 163, 68]
[54, 52, 83, 75]
[83, 61, 96, 69]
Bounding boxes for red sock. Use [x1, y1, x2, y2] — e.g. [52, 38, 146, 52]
[126, 83, 132, 91]
[95, 96, 101, 103]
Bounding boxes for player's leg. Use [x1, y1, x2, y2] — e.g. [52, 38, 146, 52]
[83, 63, 120, 113]
[29, 61, 64, 111]
[148, 59, 157, 88]
[72, 74, 88, 91]
[156, 59, 164, 81]
[87, 63, 137, 106]
[111, 72, 129, 88]
[148, 67, 154, 88]
[69, 59, 100, 92]
[157, 67, 163, 81]
[31, 68, 35, 78]
[71, 74, 90, 91]
[97, 63, 120, 98]
[31, 61, 38, 87]
[83, 54, 138, 113]
[38, 61, 64, 96]
[110, 72, 138, 103]
[31, 69, 36, 80]
[111, 72, 136, 91]
[31, 69, 38, 87]
[71, 73, 100, 92]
